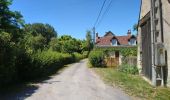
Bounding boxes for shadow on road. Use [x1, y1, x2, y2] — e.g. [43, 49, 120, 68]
[0, 65, 68, 100]
[0, 84, 38, 100]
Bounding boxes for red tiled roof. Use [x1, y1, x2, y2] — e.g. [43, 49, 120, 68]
[116, 36, 131, 45]
[96, 32, 135, 46]
[96, 36, 113, 45]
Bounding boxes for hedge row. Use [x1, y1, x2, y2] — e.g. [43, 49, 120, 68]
[0, 49, 84, 86]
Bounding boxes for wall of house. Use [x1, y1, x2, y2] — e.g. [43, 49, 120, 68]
[140, 0, 151, 19]
[137, 0, 151, 74]
[138, 0, 170, 86]
[162, 0, 170, 87]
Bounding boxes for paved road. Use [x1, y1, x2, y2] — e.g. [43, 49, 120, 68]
[0, 59, 131, 100]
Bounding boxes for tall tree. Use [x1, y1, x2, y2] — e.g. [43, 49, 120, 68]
[0, 0, 24, 29]
[0, 0, 25, 42]
[24, 23, 57, 44]
[86, 30, 93, 52]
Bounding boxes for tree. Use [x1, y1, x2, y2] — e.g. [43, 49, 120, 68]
[86, 30, 93, 52]
[0, 0, 24, 29]
[57, 35, 82, 53]
[49, 37, 60, 51]
[24, 23, 57, 45]
[133, 23, 138, 31]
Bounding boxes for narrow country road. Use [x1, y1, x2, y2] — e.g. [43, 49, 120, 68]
[0, 59, 131, 100]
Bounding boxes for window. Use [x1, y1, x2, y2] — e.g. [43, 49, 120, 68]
[129, 38, 136, 45]
[112, 39, 117, 46]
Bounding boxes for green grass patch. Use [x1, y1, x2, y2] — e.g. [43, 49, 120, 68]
[93, 68, 170, 100]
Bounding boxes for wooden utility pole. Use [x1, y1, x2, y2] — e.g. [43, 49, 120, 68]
[92, 27, 95, 45]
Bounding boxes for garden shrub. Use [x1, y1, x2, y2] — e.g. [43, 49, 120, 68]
[88, 51, 105, 67]
[118, 64, 139, 75]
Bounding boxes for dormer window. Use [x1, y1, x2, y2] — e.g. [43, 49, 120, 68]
[112, 39, 117, 46]
[129, 38, 136, 45]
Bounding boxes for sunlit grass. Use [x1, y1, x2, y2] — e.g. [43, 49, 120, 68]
[93, 68, 170, 100]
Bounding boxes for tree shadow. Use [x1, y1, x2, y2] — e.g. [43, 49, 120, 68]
[0, 84, 39, 100]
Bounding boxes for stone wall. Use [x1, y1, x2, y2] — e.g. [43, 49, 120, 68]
[140, 0, 151, 19]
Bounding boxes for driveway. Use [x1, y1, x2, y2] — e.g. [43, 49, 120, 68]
[0, 59, 131, 100]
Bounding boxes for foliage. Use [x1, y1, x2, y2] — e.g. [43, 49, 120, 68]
[17, 50, 72, 80]
[57, 35, 82, 53]
[0, 0, 85, 87]
[0, 0, 24, 29]
[86, 30, 93, 51]
[88, 51, 105, 67]
[49, 37, 60, 51]
[94, 68, 170, 100]
[24, 23, 57, 44]
[73, 52, 84, 62]
[118, 64, 138, 75]
[82, 51, 89, 58]
[0, 32, 17, 85]
[94, 47, 137, 57]
[133, 23, 138, 31]
[20, 33, 46, 54]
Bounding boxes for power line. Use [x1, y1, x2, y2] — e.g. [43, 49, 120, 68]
[96, 0, 113, 28]
[93, 0, 107, 27]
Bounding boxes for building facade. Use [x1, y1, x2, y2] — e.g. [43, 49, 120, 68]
[96, 31, 137, 66]
[137, 0, 170, 86]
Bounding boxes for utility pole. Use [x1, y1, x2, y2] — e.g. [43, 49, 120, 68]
[92, 27, 95, 45]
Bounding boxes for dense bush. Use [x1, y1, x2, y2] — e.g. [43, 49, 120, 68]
[73, 52, 84, 62]
[88, 51, 105, 67]
[0, 32, 17, 85]
[82, 51, 89, 58]
[118, 64, 139, 75]
[17, 50, 77, 80]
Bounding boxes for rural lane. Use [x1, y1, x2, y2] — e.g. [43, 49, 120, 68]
[0, 59, 131, 100]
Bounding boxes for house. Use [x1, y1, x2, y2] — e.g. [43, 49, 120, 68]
[137, 0, 170, 86]
[96, 30, 137, 47]
[95, 30, 137, 66]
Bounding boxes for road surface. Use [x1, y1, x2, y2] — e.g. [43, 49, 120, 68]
[0, 59, 131, 100]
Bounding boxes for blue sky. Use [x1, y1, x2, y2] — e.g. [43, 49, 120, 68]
[10, 0, 140, 39]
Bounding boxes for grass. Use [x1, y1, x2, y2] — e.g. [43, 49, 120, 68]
[93, 68, 170, 100]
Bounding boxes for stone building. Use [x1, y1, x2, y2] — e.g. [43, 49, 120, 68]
[96, 31, 137, 66]
[137, 0, 170, 86]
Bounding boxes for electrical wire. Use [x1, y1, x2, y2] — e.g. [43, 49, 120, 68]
[96, 0, 113, 28]
[94, 0, 107, 27]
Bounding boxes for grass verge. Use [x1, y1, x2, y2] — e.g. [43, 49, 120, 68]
[93, 68, 170, 100]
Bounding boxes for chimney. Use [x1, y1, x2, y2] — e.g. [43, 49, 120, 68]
[127, 30, 131, 37]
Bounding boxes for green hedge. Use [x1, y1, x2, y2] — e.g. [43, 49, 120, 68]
[0, 48, 84, 86]
[88, 51, 105, 67]
[17, 50, 83, 80]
